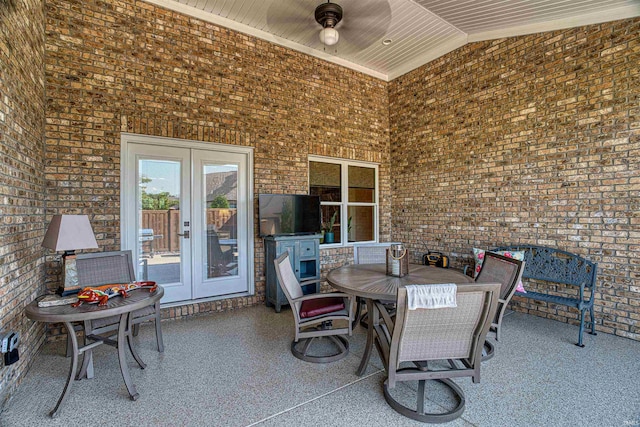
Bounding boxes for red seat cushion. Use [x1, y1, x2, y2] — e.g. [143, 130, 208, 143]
[300, 297, 345, 318]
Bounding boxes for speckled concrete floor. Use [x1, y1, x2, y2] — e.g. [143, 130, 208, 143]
[1, 305, 639, 426]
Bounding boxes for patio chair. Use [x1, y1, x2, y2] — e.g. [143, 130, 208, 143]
[274, 251, 354, 363]
[352, 243, 401, 328]
[206, 230, 236, 277]
[66, 251, 164, 371]
[374, 282, 500, 423]
[474, 252, 525, 360]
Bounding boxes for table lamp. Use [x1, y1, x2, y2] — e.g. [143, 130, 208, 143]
[42, 214, 98, 295]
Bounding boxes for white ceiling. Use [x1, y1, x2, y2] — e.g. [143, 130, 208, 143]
[146, 0, 640, 81]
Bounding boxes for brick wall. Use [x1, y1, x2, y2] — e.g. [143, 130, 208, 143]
[389, 19, 640, 340]
[0, 0, 46, 407]
[44, 0, 390, 324]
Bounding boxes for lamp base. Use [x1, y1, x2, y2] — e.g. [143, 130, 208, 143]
[58, 288, 81, 297]
[57, 253, 82, 296]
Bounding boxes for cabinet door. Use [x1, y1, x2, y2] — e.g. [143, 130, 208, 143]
[278, 241, 297, 278]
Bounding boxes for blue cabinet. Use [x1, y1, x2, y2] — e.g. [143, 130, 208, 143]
[264, 234, 321, 312]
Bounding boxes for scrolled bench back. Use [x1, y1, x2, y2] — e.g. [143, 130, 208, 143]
[492, 245, 597, 288]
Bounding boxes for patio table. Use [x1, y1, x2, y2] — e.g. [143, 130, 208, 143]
[25, 286, 164, 417]
[326, 263, 472, 375]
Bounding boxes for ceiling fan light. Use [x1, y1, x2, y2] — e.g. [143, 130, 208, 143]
[319, 27, 339, 46]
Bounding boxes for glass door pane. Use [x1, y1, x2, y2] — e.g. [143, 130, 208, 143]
[203, 163, 238, 279]
[138, 159, 182, 284]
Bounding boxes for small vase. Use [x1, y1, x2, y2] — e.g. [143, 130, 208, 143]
[324, 232, 334, 244]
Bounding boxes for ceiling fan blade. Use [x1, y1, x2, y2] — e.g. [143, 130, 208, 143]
[266, 0, 318, 41]
[335, 0, 392, 52]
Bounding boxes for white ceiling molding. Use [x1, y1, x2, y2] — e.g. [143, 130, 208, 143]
[386, 35, 468, 81]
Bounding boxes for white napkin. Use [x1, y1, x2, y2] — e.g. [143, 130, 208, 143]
[406, 284, 457, 310]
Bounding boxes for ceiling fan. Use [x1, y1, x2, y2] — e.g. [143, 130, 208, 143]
[315, 1, 343, 46]
[266, 0, 392, 54]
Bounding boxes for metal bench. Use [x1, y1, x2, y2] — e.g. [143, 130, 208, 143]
[492, 245, 598, 347]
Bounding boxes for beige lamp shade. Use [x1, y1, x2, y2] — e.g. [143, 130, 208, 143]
[42, 214, 98, 252]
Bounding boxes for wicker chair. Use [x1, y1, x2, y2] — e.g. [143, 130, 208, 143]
[274, 252, 354, 363]
[374, 282, 500, 423]
[474, 252, 525, 360]
[66, 251, 164, 376]
[352, 243, 401, 328]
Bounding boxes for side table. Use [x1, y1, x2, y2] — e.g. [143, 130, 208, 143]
[25, 286, 164, 417]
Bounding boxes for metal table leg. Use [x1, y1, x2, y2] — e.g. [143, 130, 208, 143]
[126, 313, 146, 370]
[117, 313, 139, 401]
[50, 322, 79, 417]
[356, 298, 378, 376]
[77, 320, 94, 380]
[77, 348, 93, 380]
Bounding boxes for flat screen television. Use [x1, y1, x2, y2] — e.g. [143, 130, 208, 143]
[259, 194, 321, 237]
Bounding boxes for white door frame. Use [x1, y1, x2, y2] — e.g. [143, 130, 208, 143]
[120, 133, 255, 305]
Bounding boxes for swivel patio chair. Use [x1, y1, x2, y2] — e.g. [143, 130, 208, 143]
[274, 251, 354, 363]
[352, 242, 401, 328]
[474, 252, 525, 360]
[66, 250, 164, 375]
[374, 282, 500, 423]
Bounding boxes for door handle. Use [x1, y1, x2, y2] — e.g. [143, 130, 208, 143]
[177, 231, 190, 238]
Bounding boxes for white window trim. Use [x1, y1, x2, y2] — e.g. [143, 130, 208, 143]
[309, 155, 379, 247]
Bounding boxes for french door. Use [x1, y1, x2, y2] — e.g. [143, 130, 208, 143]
[121, 134, 254, 304]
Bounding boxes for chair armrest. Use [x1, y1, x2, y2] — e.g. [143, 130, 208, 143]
[299, 278, 322, 287]
[462, 265, 475, 277]
[292, 292, 354, 304]
[587, 280, 596, 303]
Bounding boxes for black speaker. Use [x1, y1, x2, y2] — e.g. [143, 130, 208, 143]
[4, 348, 18, 365]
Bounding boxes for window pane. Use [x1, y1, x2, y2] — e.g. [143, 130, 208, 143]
[321, 206, 341, 244]
[347, 206, 375, 242]
[310, 161, 341, 202]
[348, 166, 375, 203]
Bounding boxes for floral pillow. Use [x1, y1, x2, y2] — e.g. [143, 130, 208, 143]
[472, 248, 526, 293]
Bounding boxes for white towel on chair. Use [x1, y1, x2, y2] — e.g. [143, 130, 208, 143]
[406, 284, 457, 310]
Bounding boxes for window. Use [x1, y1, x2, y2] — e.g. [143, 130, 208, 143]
[309, 157, 378, 245]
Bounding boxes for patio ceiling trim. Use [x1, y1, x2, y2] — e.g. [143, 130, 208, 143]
[385, 35, 468, 81]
